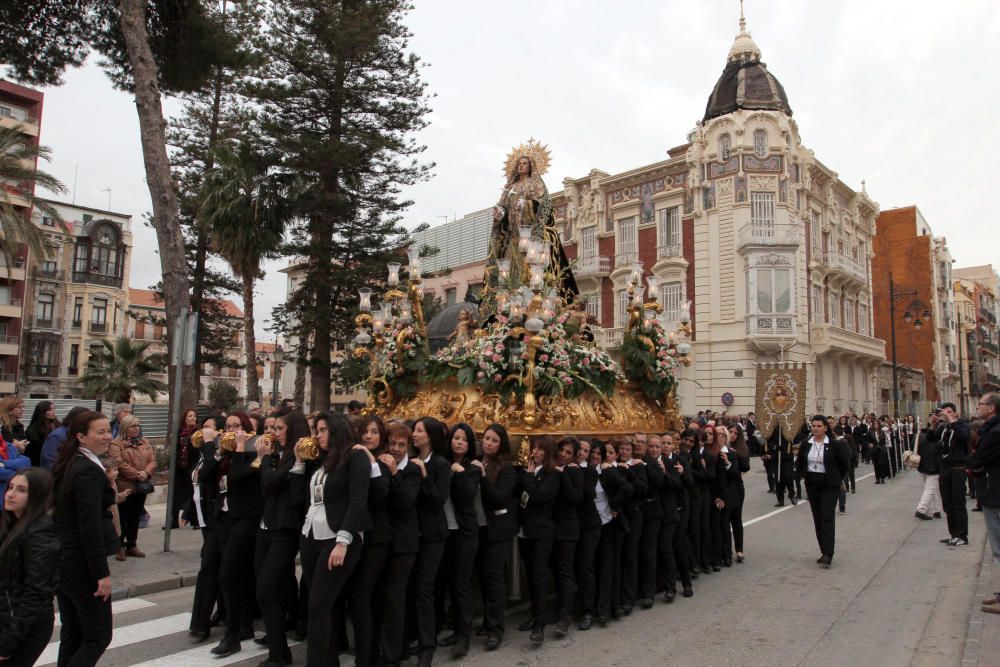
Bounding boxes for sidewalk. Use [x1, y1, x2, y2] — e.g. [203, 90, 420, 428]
[108, 501, 202, 601]
[965, 517, 1000, 667]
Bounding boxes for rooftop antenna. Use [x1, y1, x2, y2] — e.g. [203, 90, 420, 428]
[739, 0, 747, 34]
[101, 187, 111, 211]
[72, 163, 78, 204]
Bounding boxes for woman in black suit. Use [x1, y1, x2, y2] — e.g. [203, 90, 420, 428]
[186, 416, 225, 643]
[552, 436, 583, 636]
[210, 411, 263, 658]
[518, 436, 560, 645]
[572, 439, 601, 630]
[616, 439, 647, 614]
[255, 411, 311, 666]
[726, 426, 751, 563]
[593, 440, 632, 625]
[377, 422, 421, 666]
[293, 412, 372, 667]
[52, 410, 118, 667]
[409, 417, 452, 667]
[0, 468, 60, 667]
[477, 423, 519, 650]
[436, 423, 482, 658]
[345, 416, 390, 667]
[796, 415, 852, 567]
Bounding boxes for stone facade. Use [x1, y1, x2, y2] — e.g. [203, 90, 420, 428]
[953, 265, 1000, 410]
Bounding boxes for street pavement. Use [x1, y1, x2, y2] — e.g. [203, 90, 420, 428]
[39, 463, 998, 666]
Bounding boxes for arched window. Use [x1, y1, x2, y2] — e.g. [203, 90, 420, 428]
[719, 133, 732, 161]
[754, 129, 768, 158]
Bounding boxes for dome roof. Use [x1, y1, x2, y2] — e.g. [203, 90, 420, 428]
[703, 25, 792, 122]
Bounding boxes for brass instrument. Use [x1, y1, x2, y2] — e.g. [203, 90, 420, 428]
[191, 429, 205, 449]
[250, 433, 274, 469]
[220, 430, 256, 453]
[295, 437, 321, 461]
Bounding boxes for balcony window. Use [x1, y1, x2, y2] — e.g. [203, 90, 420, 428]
[72, 222, 125, 287]
[829, 293, 839, 328]
[91, 298, 107, 332]
[753, 129, 768, 158]
[812, 285, 823, 324]
[844, 298, 855, 332]
[859, 303, 870, 336]
[752, 268, 792, 316]
[656, 207, 680, 257]
[661, 282, 683, 324]
[750, 192, 775, 232]
[617, 217, 637, 265]
[581, 227, 596, 258]
[585, 295, 601, 322]
[615, 290, 630, 328]
[36, 293, 54, 323]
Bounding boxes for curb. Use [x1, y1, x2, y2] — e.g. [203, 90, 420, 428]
[111, 569, 201, 602]
[962, 534, 992, 665]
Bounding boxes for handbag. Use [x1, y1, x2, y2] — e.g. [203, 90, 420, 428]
[902, 447, 921, 470]
[134, 479, 155, 495]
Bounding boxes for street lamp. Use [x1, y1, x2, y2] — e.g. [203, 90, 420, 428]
[271, 344, 285, 407]
[888, 272, 932, 419]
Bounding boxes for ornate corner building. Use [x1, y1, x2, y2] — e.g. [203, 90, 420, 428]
[553, 17, 885, 417]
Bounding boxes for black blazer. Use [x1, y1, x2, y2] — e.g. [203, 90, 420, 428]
[598, 464, 633, 531]
[321, 448, 373, 538]
[222, 452, 264, 521]
[553, 464, 583, 541]
[642, 456, 665, 520]
[449, 463, 482, 538]
[622, 461, 648, 518]
[55, 453, 117, 581]
[365, 459, 392, 545]
[519, 467, 560, 540]
[657, 455, 684, 523]
[260, 446, 305, 531]
[416, 453, 453, 543]
[576, 465, 601, 530]
[387, 462, 421, 554]
[796, 438, 852, 487]
[690, 448, 716, 499]
[0, 513, 59, 658]
[480, 463, 520, 543]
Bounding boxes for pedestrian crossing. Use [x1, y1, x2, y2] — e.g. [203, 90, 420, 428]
[39, 611, 191, 665]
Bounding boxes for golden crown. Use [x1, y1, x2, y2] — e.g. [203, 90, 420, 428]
[504, 138, 551, 178]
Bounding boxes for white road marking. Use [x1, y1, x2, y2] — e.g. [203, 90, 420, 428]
[38, 612, 192, 666]
[744, 472, 875, 527]
[55, 596, 156, 628]
[129, 638, 302, 666]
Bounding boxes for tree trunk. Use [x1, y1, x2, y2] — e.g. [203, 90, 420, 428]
[294, 355, 306, 408]
[242, 271, 260, 403]
[309, 222, 332, 412]
[117, 0, 194, 417]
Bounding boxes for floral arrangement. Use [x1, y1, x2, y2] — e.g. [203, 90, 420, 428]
[619, 320, 681, 400]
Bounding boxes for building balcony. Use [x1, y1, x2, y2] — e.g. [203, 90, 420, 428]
[30, 317, 61, 331]
[593, 326, 624, 350]
[26, 364, 58, 379]
[574, 255, 611, 279]
[947, 359, 958, 374]
[70, 320, 82, 331]
[614, 251, 639, 271]
[0, 297, 22, 318]
[0, 258, 26, 282]
[88, 321, 108, 334]
[32, 266, 63, 282]
[987, 373, 1000, 387]
[656, 243, 683, 260]
[825, 252, 868, 285]
[736, 223, 800, 254]
[71, 271, 123, 289]
[939, 314, 952, 330]
[981, 340, 999, 357]
[0, 113, 39, 137]
[0, 335, 17, 356]
[745, 314, 795, 353]
[982, 308, 998, 325]
[0, 374, 14, 394]
[811, 323, 885, 362]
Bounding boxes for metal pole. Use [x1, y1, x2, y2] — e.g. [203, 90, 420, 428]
[958, 309, 968, 416]
[271, 359, 279, 407]
[163, 311, 190, 553]
[889, 273, 900, 420]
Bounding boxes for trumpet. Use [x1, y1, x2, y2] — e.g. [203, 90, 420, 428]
[220, 430, 256, 452]
[295, 437, 321, 461]
[191, 430, 205, 449]
[250, 433, 275, 469]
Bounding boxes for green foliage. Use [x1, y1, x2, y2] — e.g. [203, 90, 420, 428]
[620, 324, 679, 400]
[80, 337, 167, 404]
[207, 379, 239, 411]
[333, 352, 370, 391]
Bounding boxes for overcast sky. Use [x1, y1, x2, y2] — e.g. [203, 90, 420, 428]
[25, 0, 1000, 339]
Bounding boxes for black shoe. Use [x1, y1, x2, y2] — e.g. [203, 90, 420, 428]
[690, 570, 700, 579]
[663, 590, 676, 604]
[791, 496, 799, 505]
[711, 564, 721, 572]
[437, 633, 457, 647]
[973, 506, 984, 512]
[530, 628, 544, 645]
[189, 629, 209, 643]
[940, 537, 953, 543]
[211, 638, 240, 657]
[933, 512, 942, 518]
[819, 554, 832, 568]
[682, 586, 694, 598]
[851, 489, 856, 494]
[774, 502, 785, 507]
[485, 634, 502, 650]
[597, 615, 610, 627]
[253, 636, 268, 646]
[723, 558, 733, 567]
[639, 598, 654, 609]
[621, 604, 632, 616]
[700, 566, 711, 575]
[450, 636, 470, 659]
[578, 615, 592, 631]
[291, 628, 306, 642]
[517, 619, 534, 632]
[474, 624, 487, 637]
[915, 511, 932, 520]
[555, 613, 570, 637]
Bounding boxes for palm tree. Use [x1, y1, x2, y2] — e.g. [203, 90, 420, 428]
[0, 125, 67, 272]
[80, 337, 168, 403]
[199, 141, 292, 403]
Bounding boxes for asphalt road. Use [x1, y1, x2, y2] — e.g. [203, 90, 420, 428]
[38, 462, 984, 667]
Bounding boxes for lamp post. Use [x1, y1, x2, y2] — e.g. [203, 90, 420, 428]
[271, 344, 284, 407]
[888, 272, 932, 419]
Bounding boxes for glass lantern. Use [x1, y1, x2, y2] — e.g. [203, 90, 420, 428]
[358, 287, 373, 313]
[518, 226, 533, 252]
[386, 262, 401, 287]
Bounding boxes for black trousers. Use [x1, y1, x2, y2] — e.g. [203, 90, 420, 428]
[519, 535, 554, 630]
[347, 539, 388, 667]
[687, 492, 705, 569]
[477, 532, 512, 637]
[596, 520, 624, 617]
[553, 538, 577, 618]
[218, 515, 257, 641]
[764, 460, 776, 491]
[379, 550, 416, 666]
[443, 530, 478, 639]
[56, 558, 112, 667]
[775, 474, 797, 504]
[119, 491, 147, 549]
[306, 538, 362, 667]
[656, 521, 678, 593]
[637, 509, 660, 601]
[298, 533, 321, 642]
[620, 508, 642, 606]
[698, 493, 713, 568]
[2, 613, 52, 667]
[846, 466, 856, 492]
[940, 468, 969, 541]
[255, 528, 299, 661]
[805, 472, 838, 557]
[190, 526, 222, 633]
[672, 504, 692, 588]
[729, 485, 745, 553]
[574, 527, 600, 617]
[412, 538, 446, 657]
[170, 467, 194, 527]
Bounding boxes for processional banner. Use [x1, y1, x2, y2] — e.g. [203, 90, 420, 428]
[755, 362, 807, 442]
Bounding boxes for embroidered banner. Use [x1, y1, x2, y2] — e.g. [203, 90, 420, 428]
[755, 362, 807, 441]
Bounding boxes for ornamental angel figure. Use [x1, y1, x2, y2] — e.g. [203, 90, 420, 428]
[480, 140, 579, 318]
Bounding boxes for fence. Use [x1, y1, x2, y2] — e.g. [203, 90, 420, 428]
[20, 399, 173, 438]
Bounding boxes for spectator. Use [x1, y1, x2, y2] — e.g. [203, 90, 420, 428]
[0, 397, 28, 458]
[0, 433, 30, 495]
[41, 407, 90, 471]
[914, 412, 942, 520]
[347, 400, 364, 416]
[24, 401, 57, 467]
[280, 398, 297, 411]
[108, 415, 156, 560]
[109, 404, 132, 440]
[245, 402, 263, 418]
[968, 394, 1000, 614]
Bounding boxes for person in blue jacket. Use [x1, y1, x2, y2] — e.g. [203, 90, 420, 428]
[0, 435, 31, 494]
[41, 406, 89, 471]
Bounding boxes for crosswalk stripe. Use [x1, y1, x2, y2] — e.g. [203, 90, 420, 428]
[54, 596, 157, 628]
[129, 638, 302, 666]
[38, 612, 192, 666]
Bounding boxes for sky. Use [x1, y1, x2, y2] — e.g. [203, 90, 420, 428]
[22, 0, 1000, 339]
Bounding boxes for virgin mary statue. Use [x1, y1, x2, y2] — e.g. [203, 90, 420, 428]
[480, 139, 578, 317]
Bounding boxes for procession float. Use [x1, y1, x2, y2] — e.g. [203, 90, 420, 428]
[352, 140, 694, 442]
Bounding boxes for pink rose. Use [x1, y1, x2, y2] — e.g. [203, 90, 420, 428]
[492, 354, 502, 362]
[539, 354, 550, 362]
[477, 371, 485, 379]
[582, 358, 591, 365]
[493, 373, 503, 382]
